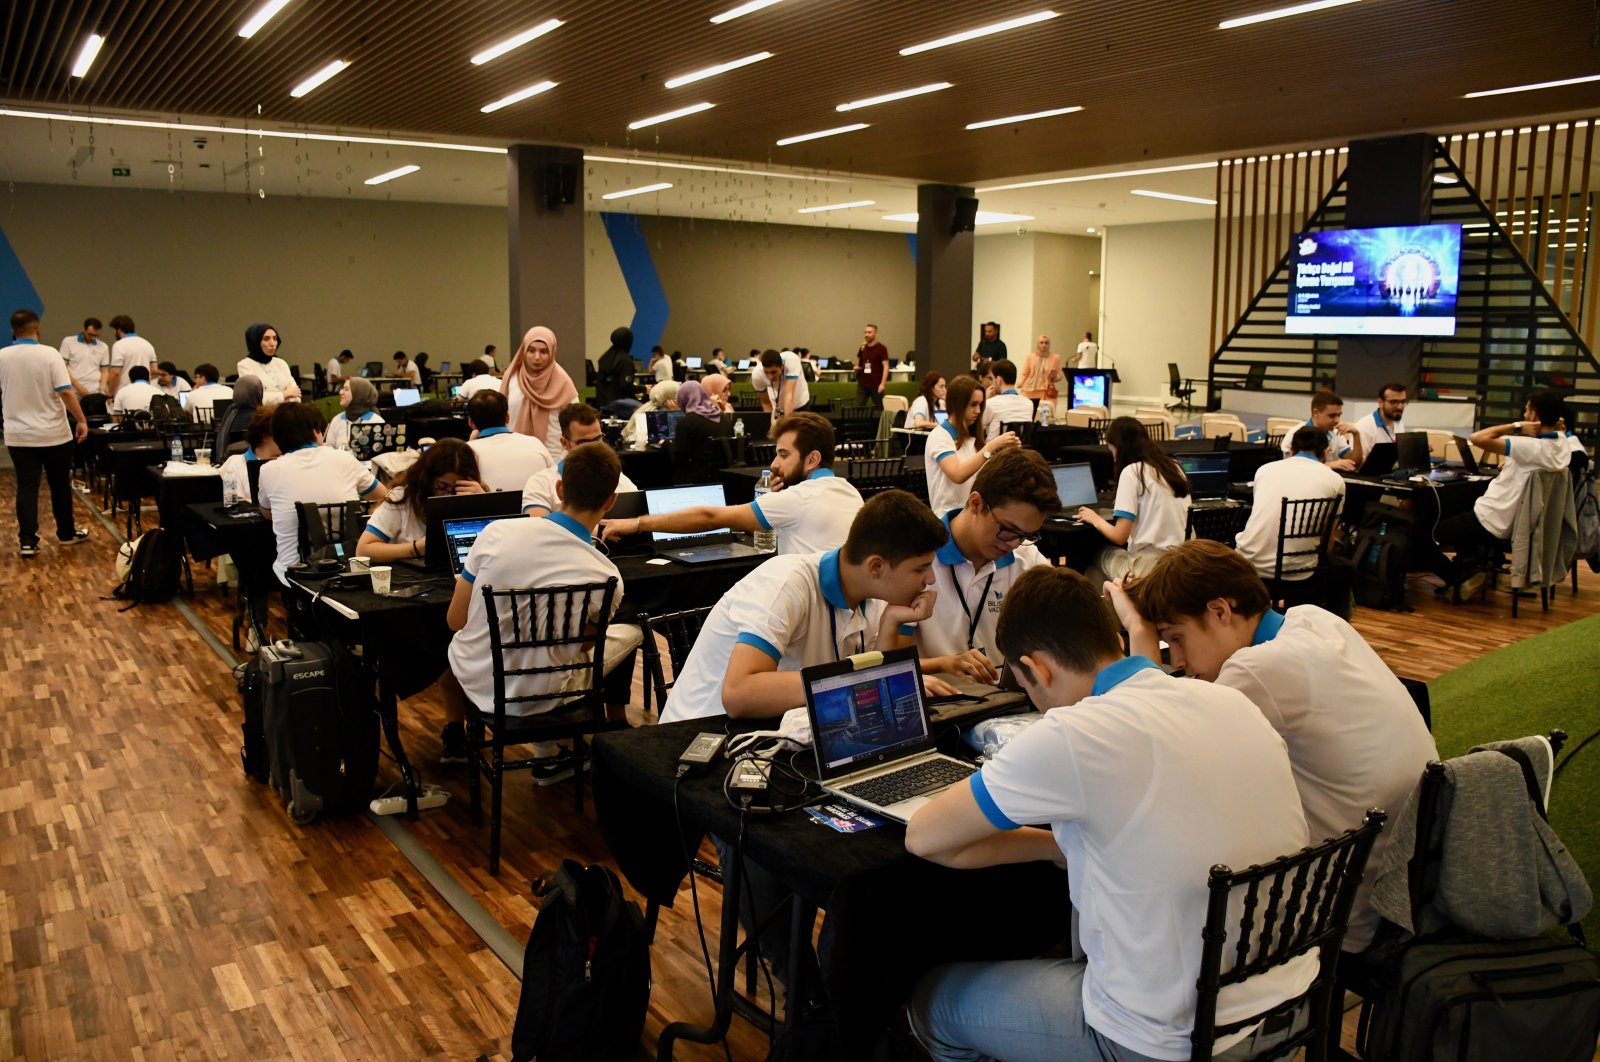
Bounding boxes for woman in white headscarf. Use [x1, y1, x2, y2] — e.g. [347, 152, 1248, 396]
[623, 379, 680, 450]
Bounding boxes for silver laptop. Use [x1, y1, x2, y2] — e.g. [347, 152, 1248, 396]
[802, 647, 976, 823]
[645, 483, 770, 563]
[1048, 462, 1111, 525]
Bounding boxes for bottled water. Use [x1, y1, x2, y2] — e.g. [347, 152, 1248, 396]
[751, 470, 777, 552]
[734, 417, 745, 438]
[1038, 401, 1053, 426]
[170, 435, 184, 463]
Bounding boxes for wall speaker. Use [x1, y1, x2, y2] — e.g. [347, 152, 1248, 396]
[545, 162, 579, 209]
[950, 196, 979, 234]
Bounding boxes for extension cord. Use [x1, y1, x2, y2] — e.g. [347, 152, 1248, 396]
[370, 788, 449, 816]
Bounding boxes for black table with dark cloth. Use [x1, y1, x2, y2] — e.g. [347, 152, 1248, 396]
[185, 502, 277, 639]
[104, 439, 168, 537]
[1057, 439, 1279, 492]
[593, 717, 1071, 1058]
[154, 467, 223, 558]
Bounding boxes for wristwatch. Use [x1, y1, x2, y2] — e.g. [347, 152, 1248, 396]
[981, 448, 992, 461]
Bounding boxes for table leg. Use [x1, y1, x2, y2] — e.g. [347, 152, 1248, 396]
[657, 831, 744, 1060]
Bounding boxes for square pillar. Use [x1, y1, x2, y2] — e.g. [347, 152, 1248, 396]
[508, 144, 586, 378]
[915, 183, 977, 383]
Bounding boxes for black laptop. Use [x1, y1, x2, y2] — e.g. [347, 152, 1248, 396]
[644, 483, 770, 564]
[422, 491, 523, 571]
[1174, 452, 1232, 500]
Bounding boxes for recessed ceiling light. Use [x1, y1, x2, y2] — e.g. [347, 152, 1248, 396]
[1433, 173, 1458, 184]
[978, 161, 1217, 193]
[709, 0, 784, 23]
[365, 164, 419, 186]
[965, 105, 1082, 131]
[881, 210, 1034, 225]
[1463, 73, 1600, 99]
[289, 59, 350, 99]
[480, 81, 558, 113]
[1086, 227, 1096, 233]
[775, 122, 869, 146]
[628, 102, 715, 130]
[797, 200, 876, 214]
[1130, 188, 1218, 205]
[837, 82, 953, 112]
[602, 182, 673, 200]
[1218, 0, 1363, 30]
[238, 0, 294, 39]
[665, 52, 774, 89]
[470, 19, 563, 65]
[899, 10, 1059, 56]
[69, 34, 104, 79]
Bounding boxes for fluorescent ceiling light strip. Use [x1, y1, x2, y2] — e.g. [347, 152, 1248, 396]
[899, 10, 1058, 56]
[775, 122, 868, 146]
[881, 211, 1033, 224]
[628, 102, 714, 130]
[837, 82, 952, 112]
[239, 0, 294, 38]
[1131, 188, 1219, 205]
[364, 164, 419, 186]
[582, 153, 850, 183]
[290, 59, 349, 98]
[665, 52, 773, 89]
[710, 0, 783, 24]
[470, 19, 563, 65]
[480, 80, 557, 113]
[965, 105, 1081, 131]
[1218, 0, 1363, 31]
[1463, 73, 1600, 99]
[70, 34, 104, 79]
[602, 182, 673, 200]
[797, 200, 875, 214]
[978, 160, 1217, 193]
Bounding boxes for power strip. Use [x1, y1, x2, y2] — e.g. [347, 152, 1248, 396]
[370, 787, 449, 816]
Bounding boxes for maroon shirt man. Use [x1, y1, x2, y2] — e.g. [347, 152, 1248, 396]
[856, 323, 888, 408]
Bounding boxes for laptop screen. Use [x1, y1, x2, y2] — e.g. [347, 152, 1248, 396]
[1051, 463, 1100, 509]
[442, 513, 527, 576]
[645, 483, 726, 543]
[738, 359, 751, 370]
[393, 387, 422, 407]
[809, 653, 931, 775]
[818, 358, 831, 369]
[687, 356, 703, 369]
[1175, 453, 1232, 499]
[1397, 431, 1432, 472]
[439, 360, 451, 372]
[646, 410, 685, 442]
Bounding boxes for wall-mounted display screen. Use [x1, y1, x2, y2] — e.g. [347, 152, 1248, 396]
[1285, 223, 1462, 336]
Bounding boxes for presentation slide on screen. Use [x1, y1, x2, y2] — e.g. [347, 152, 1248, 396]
[1285, 223, 1462, 336]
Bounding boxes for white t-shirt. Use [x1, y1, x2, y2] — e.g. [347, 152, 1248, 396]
[59, 334, 107, 393]
[1353, 409, 1405, 456]
[449, 512, 623, 715]
[186, 382, 234, 415]
[1235, 454, 1347, 579]
[521, 460, 638, 514]
[916, 511, 1047, 663]
[1215, 606, 1436, 951]
[749, 469, 863, 555]
[661, 550, 897, 723]
[236, 356, 299, 406]
[750, 352, 810, 414]
[0, 340, 74, 447]
[468, 427, 556, 493]
[503, 376, 567, 459]
[110, 335, 157, 395]
[326, 357, 346, 381]
[925, 424, 979, 516]
[653, 357, 674, 384]
[982, 389, 1034, 442]
[1475, 433, 1572, 538]
[458, 373, 500, 399]
[907, 395, 944, 426]
[1280, 420, 1353, 462]
[972, 659, 1315, 1059]
[324, 410, 384, 453]
[258, 445, 379, 583]
[1075, 340, 1098, 366]
[112, 380, 160, 415]
[396, 362, 422, 386]
[158, 375, 192, 397]
[1111, 461, 1190, 553]
[219, 449, 258, 502]
[362, 485, 426, 547]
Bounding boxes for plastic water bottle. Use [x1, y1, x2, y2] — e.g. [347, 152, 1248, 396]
[1038, 401, 1053, 426]
[734, 417, 746, 439]
[752, 471, 777, 552]
[169, 434, 184, 464]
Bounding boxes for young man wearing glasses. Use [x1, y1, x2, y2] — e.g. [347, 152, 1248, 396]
[909, 448, 1060, 681]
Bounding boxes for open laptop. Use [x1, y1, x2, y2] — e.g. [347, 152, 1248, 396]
[422, 490, 524, 570]
[1396, 431, 1433, 474]
[441, 513, 527, 576]
[646, 410, 685, 443]
[645, 483, 770, 564]
[738, 358, 752, 370]
[349, 421, 408, 462]
[803, 647, 977, 824]
[1441, 434, 1479, 474]
[818, 357, 831, 369]
[687, 356, 703, 369]
[393, 387, 422, 408]
[1175, 452, 1232, 500]
[439, 360, 452, 373]
[1046, 462, 1110, 527]
[1358, 442, 1397, 477]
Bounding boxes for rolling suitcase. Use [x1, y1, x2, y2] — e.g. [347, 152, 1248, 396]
[256, 639, 378, 823]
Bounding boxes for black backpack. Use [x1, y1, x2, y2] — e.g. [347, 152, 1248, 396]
[510, 860, 651, 1062]
[112, 528, 184, 608]
[1351, 501, 1414, 611]
[149, 393, 189, 424]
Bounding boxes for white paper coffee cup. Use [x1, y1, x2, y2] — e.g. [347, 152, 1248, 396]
[370, 565, 393, 594]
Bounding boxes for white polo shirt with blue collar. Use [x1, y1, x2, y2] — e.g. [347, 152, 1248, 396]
[448, 510, 624, 715]
[968, 655, 1314, 1059]
[1474, 431, 1572, 538]
[58, 332, 107, 394]
[914, 508, 1046, 664]
[521, 457, 638, 514]
[1281, 419, 1353, 462]
[661, 549, 905, 724]
[468, 424, 555, 493]
[1354, 408, 1405, 456]
[749, 467, 864, 555]
[0, 338, 74, 447]
[258, 443, 380, 584]
[982, 387, 1035, 442]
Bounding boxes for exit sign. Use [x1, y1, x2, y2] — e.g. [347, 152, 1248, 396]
[111, 165, 130, 177]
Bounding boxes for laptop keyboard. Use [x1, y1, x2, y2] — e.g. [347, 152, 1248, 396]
[838, 757, 974, 808]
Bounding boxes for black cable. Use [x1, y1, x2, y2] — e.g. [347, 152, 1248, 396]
[735, 807, 780, 1049]
[675, 768, 734, 1062]
[1555, 726, 1600, 780]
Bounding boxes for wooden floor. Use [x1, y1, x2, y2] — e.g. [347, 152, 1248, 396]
[2, 474, 1596, 1060]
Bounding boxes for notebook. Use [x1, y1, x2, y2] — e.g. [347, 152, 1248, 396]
[441, 513, 527, 576]
[803, 647, 976, 824]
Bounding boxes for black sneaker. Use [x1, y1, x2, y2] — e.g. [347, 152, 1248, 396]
[439, 722, 469, 766]
[58, 529, 90, 545]
[531, 750, 590, 787]
[19, 544, 38, 558]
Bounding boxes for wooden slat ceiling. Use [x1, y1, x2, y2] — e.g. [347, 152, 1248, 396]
[3, 0, 1598, 185]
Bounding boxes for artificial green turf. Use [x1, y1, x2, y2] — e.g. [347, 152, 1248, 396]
[1428, 613, 1600, 942]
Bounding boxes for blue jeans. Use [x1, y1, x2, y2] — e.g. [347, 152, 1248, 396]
[908, 958, 1306, 1062]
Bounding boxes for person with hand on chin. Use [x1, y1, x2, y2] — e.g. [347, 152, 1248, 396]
[355, 438, 485, 564]
[925, 374, 1021, 517]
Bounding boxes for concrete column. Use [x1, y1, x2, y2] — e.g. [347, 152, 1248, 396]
[915, 183, 977, 384]
[507, 144, 586, 379]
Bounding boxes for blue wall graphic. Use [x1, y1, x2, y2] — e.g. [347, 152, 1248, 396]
[600, 212, 669, 360]
[0, 225, 43, 319]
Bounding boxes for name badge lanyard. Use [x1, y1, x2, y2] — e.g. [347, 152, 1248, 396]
[951, 570, 996, 651]
[828, 606, 867, 661]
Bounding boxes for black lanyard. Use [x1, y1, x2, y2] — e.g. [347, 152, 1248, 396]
[827, 606, 867, 661]
[950, 568, 996, 650]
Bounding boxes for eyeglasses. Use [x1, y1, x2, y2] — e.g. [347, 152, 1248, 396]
[990, 511, 1041, 546]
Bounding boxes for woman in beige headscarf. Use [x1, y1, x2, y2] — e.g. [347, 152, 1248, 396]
[502, 325, 578, 460]
[624, 379, 680, 450]
[1019, 334, 1064, 413]
[700, 371, 733, 413]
